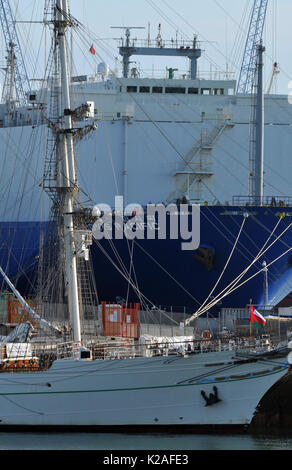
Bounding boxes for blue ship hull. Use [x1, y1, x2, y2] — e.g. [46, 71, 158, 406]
[0, 206, 291, 313]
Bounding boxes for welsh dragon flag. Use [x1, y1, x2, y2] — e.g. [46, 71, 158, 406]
[250, 305, 266, 329]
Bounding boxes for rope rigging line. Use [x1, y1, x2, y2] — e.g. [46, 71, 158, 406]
[103, 237, 146, 309]
[194, 215, 247, 318]
[93, 238, 181, 326]
[199, 245, 292, 316]
[101, 232, 152, 312]
[200, 206, 287, 287]
[186, 216, 291, 324]
[92, 211, 291, 328]
[145, 0, 226, 73]
[133, 240, 201, 307]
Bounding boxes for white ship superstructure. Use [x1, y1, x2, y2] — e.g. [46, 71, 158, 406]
[0, 71, 291, 216]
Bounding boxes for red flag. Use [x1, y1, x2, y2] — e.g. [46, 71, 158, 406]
[89, 44, 95, 55]
[250, 305, 266, 329]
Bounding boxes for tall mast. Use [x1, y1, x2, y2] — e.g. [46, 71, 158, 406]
[254, 42, 265, 205]
[42, 0, 97, 342]
[249, 42, 265, 205]
[55, 0, 81, 343]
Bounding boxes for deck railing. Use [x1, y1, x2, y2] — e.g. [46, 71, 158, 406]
[232, 195, 292, 207]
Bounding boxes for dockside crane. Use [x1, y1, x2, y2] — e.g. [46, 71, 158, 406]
[237, 0, 268, 94]
[0, 0, 31, 105]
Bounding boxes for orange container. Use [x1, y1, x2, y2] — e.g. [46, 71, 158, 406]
[7, 296, 39, 327]
[101, 302, 140, 338]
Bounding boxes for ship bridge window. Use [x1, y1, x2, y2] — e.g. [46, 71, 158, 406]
[152, 86, 163, 93]
[188, 88, 199, 95]
[140, 86, 150, 93]
[165, 87, 186, 94]
[201, 88, 211, 95]
[214, 88, 224, 95]
[127, 86, 137, 93]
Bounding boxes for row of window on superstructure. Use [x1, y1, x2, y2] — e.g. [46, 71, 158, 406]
[124, 85, 233, 95]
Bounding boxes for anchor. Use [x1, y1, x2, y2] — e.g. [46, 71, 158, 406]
[192, 246, 215, 271]
[201, 386, 221, 407]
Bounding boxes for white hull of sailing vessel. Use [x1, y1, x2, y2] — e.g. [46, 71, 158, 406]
[0, 351, 288, 428]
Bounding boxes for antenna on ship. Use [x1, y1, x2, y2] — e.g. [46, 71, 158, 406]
[0, 0, 31, 105]
[156, 23, 162, 47]
[113, 25, 202, 79]
[111, 26, 145, 78]
[1, 41, 16, 125]
[1, 42, 16, 102]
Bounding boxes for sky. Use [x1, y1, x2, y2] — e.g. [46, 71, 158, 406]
[2, 0, 292, 94]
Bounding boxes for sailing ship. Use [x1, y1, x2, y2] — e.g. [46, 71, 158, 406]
[0, 0, 289, 431]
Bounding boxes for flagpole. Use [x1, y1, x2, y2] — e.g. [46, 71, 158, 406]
[249, 299, 252, 339]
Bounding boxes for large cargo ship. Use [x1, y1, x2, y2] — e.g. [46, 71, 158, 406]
[0, 9, 291, 314]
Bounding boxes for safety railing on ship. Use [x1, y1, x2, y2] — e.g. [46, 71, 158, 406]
[0, 334, 287, 372]
[232, 196, 292, 207]
[87, 337, 279, 360]
[57, 341, 82, 360]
